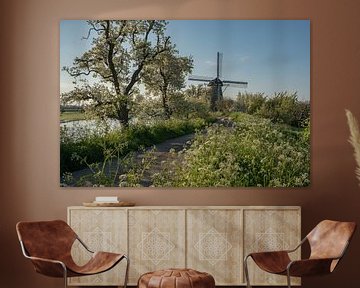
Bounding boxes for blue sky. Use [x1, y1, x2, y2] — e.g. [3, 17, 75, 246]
[60, 20, 310, 100]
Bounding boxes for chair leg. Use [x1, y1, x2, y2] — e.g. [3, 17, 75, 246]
[244, 255, 252, 288]
[123, 255, 130, 288]
[286, 269, 292, 288]
[62, 264, 68, 288]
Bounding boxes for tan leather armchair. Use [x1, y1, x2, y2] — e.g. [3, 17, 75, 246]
[244, 220, 356, 288]
[16, 220, 129, 288]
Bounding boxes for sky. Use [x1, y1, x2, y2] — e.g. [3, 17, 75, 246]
[60, 20, 310, 100]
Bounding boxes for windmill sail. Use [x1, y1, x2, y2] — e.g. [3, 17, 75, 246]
[223, 83, 248, 88]
[218, 52, 223, 78]
[188, 52, 248, 111]
[223, 80, 248, 85]
[188, 75, 213, 82]
[223, 80, 248, 88]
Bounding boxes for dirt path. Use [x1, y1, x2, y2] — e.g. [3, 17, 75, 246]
[68, 117, 235, 187]
[134, 133, 195, 186]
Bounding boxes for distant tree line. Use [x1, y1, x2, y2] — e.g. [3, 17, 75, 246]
[212, 92, 310, 128]
[60, 105, 84, 113]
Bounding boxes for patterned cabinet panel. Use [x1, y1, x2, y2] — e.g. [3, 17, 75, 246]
[243, 208, 301, 286]
[68, 208, 127, 286]
[67, 206, 300, 286]
[128, 209, 186, 284]
[187, 209, 243, 285]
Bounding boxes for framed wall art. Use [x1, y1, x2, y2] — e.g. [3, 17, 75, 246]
[60, 20, 310, 187]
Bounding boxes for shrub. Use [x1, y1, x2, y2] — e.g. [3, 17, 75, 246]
[236, 92, 266, 114]
[235, 92, 310, 128]
[153, 112, 310, 187]
[60, 118, 214, 175]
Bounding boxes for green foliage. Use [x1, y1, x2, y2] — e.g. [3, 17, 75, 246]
[69, 141, 130, 187]
[142, 49, 193, 119]
[132, 92, 212, 122]
[119, 146, 158, 187]
[131, 96, 165, 121]
[62, 20, 173, 126]
[60, 111, 87, 122]
[236, 92, 310, 128]
[169, 92, 211, 119]
[215, 99, 237, 113]
[184, 84, 209, 100]
[153, 113, 310, 187]
[60, 118, 212, 176]
[302, 118, 311, 142]
[236, 92, 266, 114]
[60, 125, 104, 175]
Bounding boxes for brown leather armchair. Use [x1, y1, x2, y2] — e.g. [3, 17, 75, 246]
[16, 220, 129, 288]
[244, 220, 356, 288]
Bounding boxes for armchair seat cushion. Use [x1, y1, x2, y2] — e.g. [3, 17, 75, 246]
[250, 251, 291, 274]
[66, 251, 125, 276]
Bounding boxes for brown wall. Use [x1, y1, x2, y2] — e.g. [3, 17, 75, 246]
[1, 0, 360, 287]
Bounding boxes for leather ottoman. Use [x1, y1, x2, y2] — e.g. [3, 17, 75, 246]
[138, 268, 215, 288]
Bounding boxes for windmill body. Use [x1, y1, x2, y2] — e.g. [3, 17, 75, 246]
[189, 52, 248, 111]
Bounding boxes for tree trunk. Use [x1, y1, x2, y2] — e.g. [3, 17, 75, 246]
[118, 104, 129, 127]
[161, 86, 171, 119]
[104, 20, 130, 127]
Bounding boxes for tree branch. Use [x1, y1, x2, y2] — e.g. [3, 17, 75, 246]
[83, 22, 106, 39]
[105, 20, 121, 95]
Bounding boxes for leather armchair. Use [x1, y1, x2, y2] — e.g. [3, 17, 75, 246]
[16, 220, 129, 288]
[244, 220, 356, 288]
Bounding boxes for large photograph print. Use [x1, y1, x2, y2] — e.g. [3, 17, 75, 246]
[60, 20, 310, 188]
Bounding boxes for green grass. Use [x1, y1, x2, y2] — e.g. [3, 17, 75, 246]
[153, 112, 310, 187]
[60, 112, 86, 122]
[60, 117, 216, 175]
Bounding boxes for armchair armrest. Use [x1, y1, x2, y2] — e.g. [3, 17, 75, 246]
[285, 237, 307, 253]
[19, 240, 67, 277]
[246, 236, 306, 259]
[76, 235, 94, 253]
[287, 239, 351, 277]
[25, 255, 67, 277]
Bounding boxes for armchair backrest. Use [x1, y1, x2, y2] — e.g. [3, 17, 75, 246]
[16, 220, 77, 261]
[306, 220, 356, 261]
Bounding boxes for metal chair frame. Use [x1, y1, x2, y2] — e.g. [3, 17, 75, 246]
[19, 233, 129, 288]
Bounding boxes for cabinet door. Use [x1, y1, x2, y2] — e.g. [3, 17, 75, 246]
[187, 209, 243, 285]
[68, 208, 127, 286]
[243, 208, 301, 286]
[128, 209, 186, 284]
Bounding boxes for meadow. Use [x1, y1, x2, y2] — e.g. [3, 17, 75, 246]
[60, 92, 310, 187]
[153, 112, 310, 187]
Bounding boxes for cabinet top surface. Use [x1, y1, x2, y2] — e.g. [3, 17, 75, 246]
[68, 205, 301, 210]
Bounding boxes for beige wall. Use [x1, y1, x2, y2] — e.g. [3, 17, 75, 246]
[1, 0, 360, 287]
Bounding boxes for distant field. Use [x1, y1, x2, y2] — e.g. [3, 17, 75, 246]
[60, 112, 86, 122]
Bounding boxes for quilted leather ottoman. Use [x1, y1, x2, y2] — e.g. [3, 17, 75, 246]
[138, 268, 215, 288]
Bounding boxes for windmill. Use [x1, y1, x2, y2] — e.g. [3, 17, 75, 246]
[188, 52, 248, 111]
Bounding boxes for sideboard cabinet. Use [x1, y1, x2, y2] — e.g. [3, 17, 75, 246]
[67, 206, 301, 286]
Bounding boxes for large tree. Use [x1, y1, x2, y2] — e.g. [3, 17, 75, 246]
[62, 20, 171, 127]
[142, 49, 193, 119]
